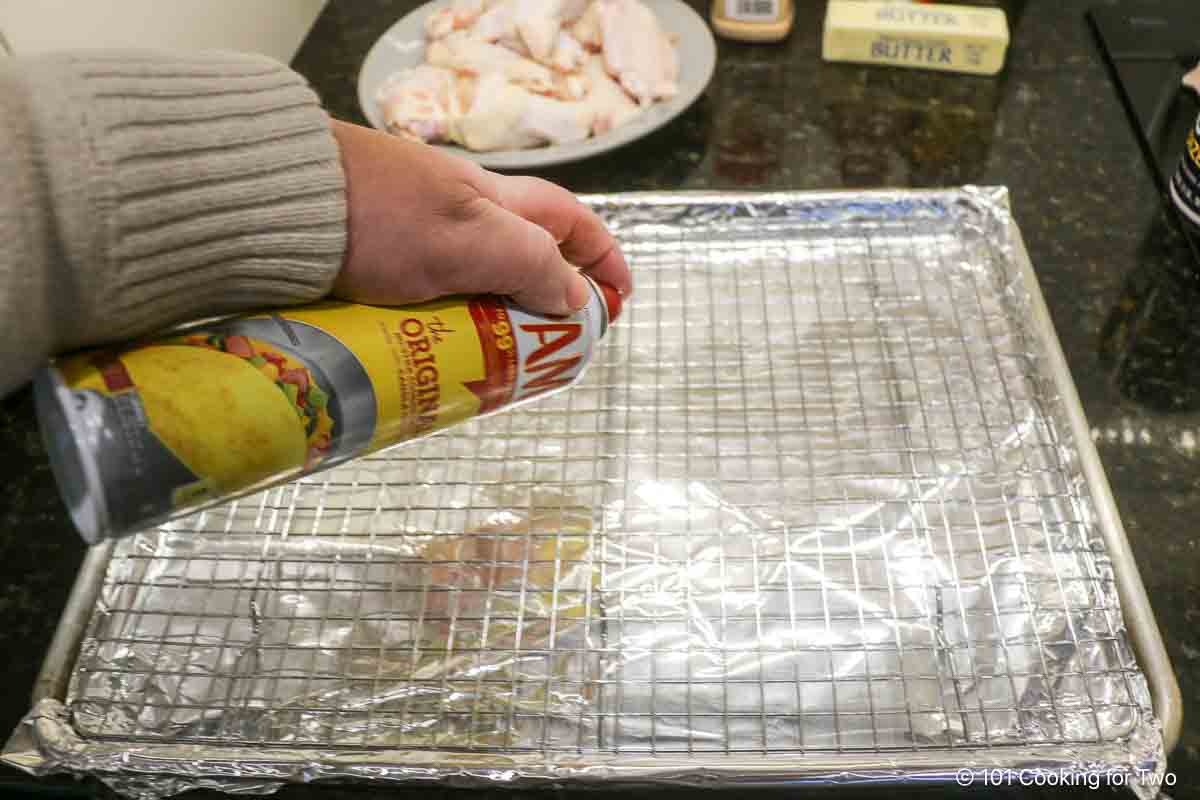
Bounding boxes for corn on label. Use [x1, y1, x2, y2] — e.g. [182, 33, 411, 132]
[60, 352, 206, 532]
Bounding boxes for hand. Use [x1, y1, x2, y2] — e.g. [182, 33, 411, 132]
[329, 120, 631, 316]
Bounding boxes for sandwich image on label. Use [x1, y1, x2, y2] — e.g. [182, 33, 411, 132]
[170, 332, 337, 469]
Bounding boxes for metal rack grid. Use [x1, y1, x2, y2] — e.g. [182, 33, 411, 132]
[28, 192, 1166, 788]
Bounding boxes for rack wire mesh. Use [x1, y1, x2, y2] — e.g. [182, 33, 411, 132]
[6, 190, 1164, 796]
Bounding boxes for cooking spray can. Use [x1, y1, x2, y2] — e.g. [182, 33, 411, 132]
[1170, 111, 1200, 234]
[35, 278, 622, 543]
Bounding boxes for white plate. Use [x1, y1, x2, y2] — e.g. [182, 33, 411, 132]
[357, 0, 717, 169]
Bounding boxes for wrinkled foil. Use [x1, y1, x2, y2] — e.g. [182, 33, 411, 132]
[5, 189, 1165, 798]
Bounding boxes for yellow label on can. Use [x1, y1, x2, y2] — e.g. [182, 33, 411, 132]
[278, 300, 488, 451]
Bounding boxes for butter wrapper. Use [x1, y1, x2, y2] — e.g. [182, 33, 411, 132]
[822, 1, 1009, 76]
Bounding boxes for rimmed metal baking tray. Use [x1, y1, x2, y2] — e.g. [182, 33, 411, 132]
[4, 188, 1179, 798]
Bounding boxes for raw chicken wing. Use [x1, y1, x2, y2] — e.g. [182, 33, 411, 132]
[427, 31, 557, 94]
[514, 0, 564, 62]
[581, 54, 640, 135]
[570, 1, 603, 51]
[454, 72, 594, 151]
[376, 65, 462, 142]
[598, 0, 678, 104]
[425, 0, 489, 39]
[472, 0, 527, 53]
[377, 0, 678, 152]
[473, 0, 587, 71]
[550, 30, 587, 72]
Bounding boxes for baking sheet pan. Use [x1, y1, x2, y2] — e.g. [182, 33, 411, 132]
[3, 188, 1177, 799]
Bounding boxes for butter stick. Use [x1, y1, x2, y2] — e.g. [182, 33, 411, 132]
[822, 1, 1010, 76]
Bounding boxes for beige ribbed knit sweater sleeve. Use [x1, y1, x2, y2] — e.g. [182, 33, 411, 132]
[0, 50, 347, 397]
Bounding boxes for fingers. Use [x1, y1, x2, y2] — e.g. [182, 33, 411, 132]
[491, 175, 633, 297]
[330, 120, 630, 315]
[461, 201, 592, 316]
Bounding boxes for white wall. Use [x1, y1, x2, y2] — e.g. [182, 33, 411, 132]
[0, 0, 329, 63]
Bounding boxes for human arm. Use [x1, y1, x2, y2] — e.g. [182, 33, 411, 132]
[0, 50, 345, 397]
[0, 51, 630, 398]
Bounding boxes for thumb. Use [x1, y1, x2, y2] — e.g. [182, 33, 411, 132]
[471, 201, 591, 316]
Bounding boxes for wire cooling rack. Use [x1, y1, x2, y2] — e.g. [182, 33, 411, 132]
[8, 190, 1172, 797]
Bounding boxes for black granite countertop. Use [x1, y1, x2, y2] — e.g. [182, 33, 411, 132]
[2, 0, 1198, 797]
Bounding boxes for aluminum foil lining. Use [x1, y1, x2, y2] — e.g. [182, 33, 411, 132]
[4, 188, 1164, 798]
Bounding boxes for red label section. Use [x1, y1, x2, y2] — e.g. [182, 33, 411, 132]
[93, 354, 135, 393]
[464, 299, 519, 414]
[519, 322, 584, 395]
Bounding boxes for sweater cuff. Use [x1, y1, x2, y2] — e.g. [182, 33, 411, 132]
[28, 50, 347, 350]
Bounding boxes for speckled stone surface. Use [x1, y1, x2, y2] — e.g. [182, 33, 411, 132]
[2, 1, 1198, 796]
